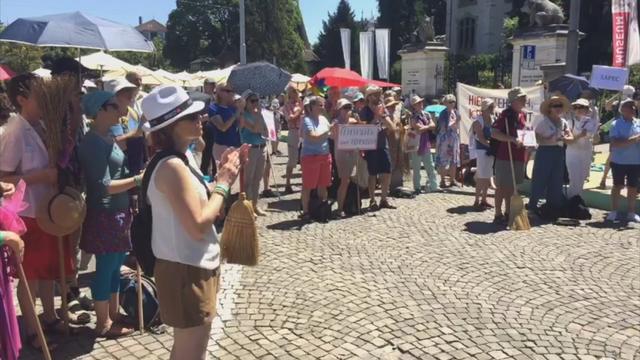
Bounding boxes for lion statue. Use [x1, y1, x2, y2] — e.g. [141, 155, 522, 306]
[521, 0, 565, 27]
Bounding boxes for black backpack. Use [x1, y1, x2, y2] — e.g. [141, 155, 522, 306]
[343, 181, 362, 216]
[130, 150, 210, 276]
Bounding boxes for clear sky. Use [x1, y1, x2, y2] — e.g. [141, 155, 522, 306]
[0, 0, 378, 45]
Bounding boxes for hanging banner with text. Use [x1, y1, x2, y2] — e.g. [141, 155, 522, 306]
[456, 83, 544, 145]
[336, 124, 379, 150]
[590, 65, 630, 91]
[612, 0, 631, 67]
[340, 28, 351, 70]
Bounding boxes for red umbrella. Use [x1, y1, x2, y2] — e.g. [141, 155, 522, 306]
[311, 67, 368, 88]
[0, 64, 16, 81]
[369, 79, 401, 88]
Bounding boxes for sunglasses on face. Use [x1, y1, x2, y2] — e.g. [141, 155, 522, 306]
[551, 103, 564, 109]
[219, 88, 233, 93]
[179, 113, 200, 123]
[573, 105, 588, 110]
[249, 98, 259, 103]
[102, 102, 119, 111]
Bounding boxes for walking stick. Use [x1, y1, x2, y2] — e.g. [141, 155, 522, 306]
[17, 263, 52, 360]
[266, 142, 281, 200]
[136, 262, 144, 334]
[57, 236, 69, 335]
[355, 153, 361, 215]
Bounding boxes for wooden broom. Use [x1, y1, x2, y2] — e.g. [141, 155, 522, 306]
[17, 263, 52, 360]
[505, 118, 531, 231]
[220, 167, 259, 266]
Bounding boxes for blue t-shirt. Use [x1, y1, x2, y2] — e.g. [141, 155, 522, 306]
[610, 117, 640, 165]
[240, 112, 266, 146]
[209, 103, 241, 147]
[301, 116, 330, 156]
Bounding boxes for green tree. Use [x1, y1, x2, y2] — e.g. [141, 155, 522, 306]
[164, 0, 306, 73]
[0, 25, 44, 73]
[112, 37, 170, 70]
[312, 0, 362, 73]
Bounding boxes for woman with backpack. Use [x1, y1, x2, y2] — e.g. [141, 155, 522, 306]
[141, 85, 245, 360]
[78, 91, 143, 338]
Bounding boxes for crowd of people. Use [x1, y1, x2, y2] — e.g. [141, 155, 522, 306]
[0, 56, 639, 359]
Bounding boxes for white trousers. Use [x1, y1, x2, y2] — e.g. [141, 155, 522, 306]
[566, 146, 592, 198]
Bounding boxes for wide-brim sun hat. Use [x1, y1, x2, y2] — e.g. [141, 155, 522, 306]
[384, 97, 399, 108]
[337, 98, 353, 110]
[365, 85, 382, 98]
[36, 187, 86, 237]
[443, 94, 456, 104]
[141, 85, 205, 133]
[508, 87, 527, 103]
[410, 95, 424, 106]
[571, 98, 590, 108]
[540, 95, 570, 115]
[481, 98, 495, 111]
[104, 77, 137, 94]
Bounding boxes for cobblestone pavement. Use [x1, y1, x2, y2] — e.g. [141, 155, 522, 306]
[18, 152, 640, 360]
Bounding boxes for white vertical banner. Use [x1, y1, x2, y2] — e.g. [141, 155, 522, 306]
[359, 31, 374, 80]
[375, 28, 390, 80]
[627, 0, 640, 66]
[340, 28, 351, 70]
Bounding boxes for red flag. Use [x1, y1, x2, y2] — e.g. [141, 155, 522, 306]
[612, 0, 633, 67]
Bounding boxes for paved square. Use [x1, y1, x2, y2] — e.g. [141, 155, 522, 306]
[18, 154, 640, 359]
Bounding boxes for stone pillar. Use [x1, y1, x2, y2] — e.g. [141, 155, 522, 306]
[509, 25, 574, 87]
[399, 44, 449, 99]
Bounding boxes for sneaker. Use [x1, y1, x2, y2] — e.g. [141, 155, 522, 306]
[284, 186, 294, 195]
[369, 200, 379, 211]
[627, 213, 640, 223]
[78, 294, 94, 311]
[606, 211, 618, 222]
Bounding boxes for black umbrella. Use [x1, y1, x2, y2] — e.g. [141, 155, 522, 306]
[228, 62, 291, 97]
[548, 74, 599, 101]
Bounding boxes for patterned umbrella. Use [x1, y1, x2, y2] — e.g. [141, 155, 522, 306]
[548, 74, 599, 101]
[228, 62, 291, 96]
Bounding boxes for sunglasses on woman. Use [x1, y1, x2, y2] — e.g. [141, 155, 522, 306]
[249, 98, 259, 103]
[572, 105, 588, 110]
[551, 103, 564, 109]
[101, 102, 119, 111]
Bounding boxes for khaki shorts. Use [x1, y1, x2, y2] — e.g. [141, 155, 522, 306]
[335, 149, 357, 178]
[494, 159, 525, 188]
[287, 130, 300, 168]
[155, 259, 220, 329]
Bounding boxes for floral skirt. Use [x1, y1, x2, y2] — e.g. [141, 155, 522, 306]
[80, 208, 132, 255]
[435, 130, 461, 169]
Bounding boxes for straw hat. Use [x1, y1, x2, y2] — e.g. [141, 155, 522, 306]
[364, 85, 382, 98]
[481, 98, 495, 111]
[384, 97, 399, 108]
[410, 95, 424, 106]
[141, 85, 205, 132]
[540, 95, 570, 115]
[508, 87, 527, 103]
[442, 94, 456, 104]
[336, 98, 353, 110]
[36, 187, 86, 237]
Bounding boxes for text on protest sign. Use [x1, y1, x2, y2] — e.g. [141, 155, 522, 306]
[590, 65, 629, 91]
[261, 109, 278, 142]
[336, 125, 379, 150]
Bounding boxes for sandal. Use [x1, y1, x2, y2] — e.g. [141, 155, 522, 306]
[43, 318, 79, 336]
[298, 212, 311, 221]
[95, 323, 135, 339]
[26, 333, 57, 353]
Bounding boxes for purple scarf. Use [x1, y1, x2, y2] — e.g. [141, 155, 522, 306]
[412, 111, 431, 155]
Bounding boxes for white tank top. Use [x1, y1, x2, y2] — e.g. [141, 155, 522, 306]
[147, 153, 220, 270]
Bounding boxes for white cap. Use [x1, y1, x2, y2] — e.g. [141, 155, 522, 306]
[104, 78, 137, 94]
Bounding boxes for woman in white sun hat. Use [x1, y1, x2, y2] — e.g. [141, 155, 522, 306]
[565, 98, 599, 199]
[141, 85, 246, 359]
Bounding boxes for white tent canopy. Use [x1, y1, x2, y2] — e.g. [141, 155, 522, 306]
[77, 51, 135, 72]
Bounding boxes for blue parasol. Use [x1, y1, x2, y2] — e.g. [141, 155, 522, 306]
[0, 12, 154, 52]
[425, 104, 446, 116]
